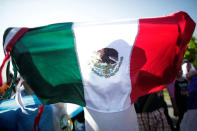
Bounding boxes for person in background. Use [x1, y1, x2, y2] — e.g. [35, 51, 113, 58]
[174, 69, 189, 131]
[168, 59, 195, 117]
[180, 70, 197, 131]
[182, 59, 195, 78]
[134, 92, 171, 131]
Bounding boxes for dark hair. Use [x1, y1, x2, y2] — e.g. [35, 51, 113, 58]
[182, 59, 191, 64]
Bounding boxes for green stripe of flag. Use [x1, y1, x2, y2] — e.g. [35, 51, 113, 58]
[11, 23, 85, 106]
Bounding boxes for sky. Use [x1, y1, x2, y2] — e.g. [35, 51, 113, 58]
[0, 0, 197, 61]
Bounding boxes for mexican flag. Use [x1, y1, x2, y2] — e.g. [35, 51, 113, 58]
[0, 11, 195, 113]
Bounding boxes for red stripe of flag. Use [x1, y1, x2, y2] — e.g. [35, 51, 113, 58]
[0, 54, 10, 86]
[6, 28, 29, 52]
[130, 11, 196, 103]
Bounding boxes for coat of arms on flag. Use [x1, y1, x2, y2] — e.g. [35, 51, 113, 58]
[89, 47, 123, 78]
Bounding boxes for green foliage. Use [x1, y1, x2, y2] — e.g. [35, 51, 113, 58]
[184, 37, 197, 68]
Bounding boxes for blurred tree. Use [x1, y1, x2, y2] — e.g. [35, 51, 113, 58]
[184, 36, 197, 68]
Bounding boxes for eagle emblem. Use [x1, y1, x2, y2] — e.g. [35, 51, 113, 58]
[89, 48, 123, 78]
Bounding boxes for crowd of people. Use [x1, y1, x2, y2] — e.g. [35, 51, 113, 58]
[134, 59, 197, 131]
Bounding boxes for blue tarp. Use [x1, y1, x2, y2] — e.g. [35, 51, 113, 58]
[0, 95, 54, 131]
